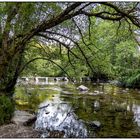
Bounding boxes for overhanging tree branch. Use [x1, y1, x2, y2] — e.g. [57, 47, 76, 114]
[99, 2, 140, 28]
[43, 30, 97, 74]
[36, 33, 80, 60]
[14, 2, 140, 51]
[19, 57, 73, 81]
[20, 3, 82, 44]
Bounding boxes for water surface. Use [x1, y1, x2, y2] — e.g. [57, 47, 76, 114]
[14, 81, 140, 138]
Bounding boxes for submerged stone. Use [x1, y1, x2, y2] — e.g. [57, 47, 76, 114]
[93, 101, 100, 111]
[115, 107, 126, 112]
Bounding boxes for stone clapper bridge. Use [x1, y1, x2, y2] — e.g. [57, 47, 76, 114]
[17, 77, 69, 85]
[17, 76, 92, 85]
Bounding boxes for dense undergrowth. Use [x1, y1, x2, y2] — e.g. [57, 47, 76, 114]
[0, 96, 15, 125]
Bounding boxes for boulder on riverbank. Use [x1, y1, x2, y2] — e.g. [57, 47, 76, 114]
[0, 110, 40, 138]
[11, 110, 37, 126]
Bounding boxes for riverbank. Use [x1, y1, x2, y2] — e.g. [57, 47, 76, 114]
[9, 83, 140, 138]
[0, 110, 40, 138]
[0, 123, 40, 138]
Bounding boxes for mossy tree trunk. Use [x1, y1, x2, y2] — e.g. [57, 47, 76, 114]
[0, 43, 24, 96]
[0, 42, 25, 124]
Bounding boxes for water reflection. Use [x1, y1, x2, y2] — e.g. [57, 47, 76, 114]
[59, 84, 140, 137]
[35, 94, 87, 138]
[15, 82, 140, 138]
[132, 104, 140, 126]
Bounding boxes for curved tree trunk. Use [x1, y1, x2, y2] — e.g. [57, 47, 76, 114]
[0, 42, 25, 124]
[0, 45, 24, 97]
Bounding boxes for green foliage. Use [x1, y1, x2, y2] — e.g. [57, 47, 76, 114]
[0, 95, 15, 125]
[119, 69, 140, 88]
[21, 42, 64, 77]
[12, 8, 138, 88]
[21, 18, 140, 88]
[87, 18, 139, 85]
[113, 38, 140, 87]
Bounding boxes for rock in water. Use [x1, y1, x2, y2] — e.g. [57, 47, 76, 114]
[91, 121, 101, 128]
[77, 85, 89, 91]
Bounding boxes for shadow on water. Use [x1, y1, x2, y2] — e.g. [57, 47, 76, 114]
[14, 81, 140, 138]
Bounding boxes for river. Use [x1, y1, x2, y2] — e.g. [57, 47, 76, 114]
[14, 81, 140, 138]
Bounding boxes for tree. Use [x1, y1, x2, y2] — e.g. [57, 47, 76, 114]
[0, 2, 140, 123]
[64, 17, 139, 81]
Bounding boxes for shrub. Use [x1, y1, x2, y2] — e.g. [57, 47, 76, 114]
[118, 69, 140, 88]
[0, 95, 15, 125]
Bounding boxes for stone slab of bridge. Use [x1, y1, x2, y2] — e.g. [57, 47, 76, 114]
[17, 77, 69, 85]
